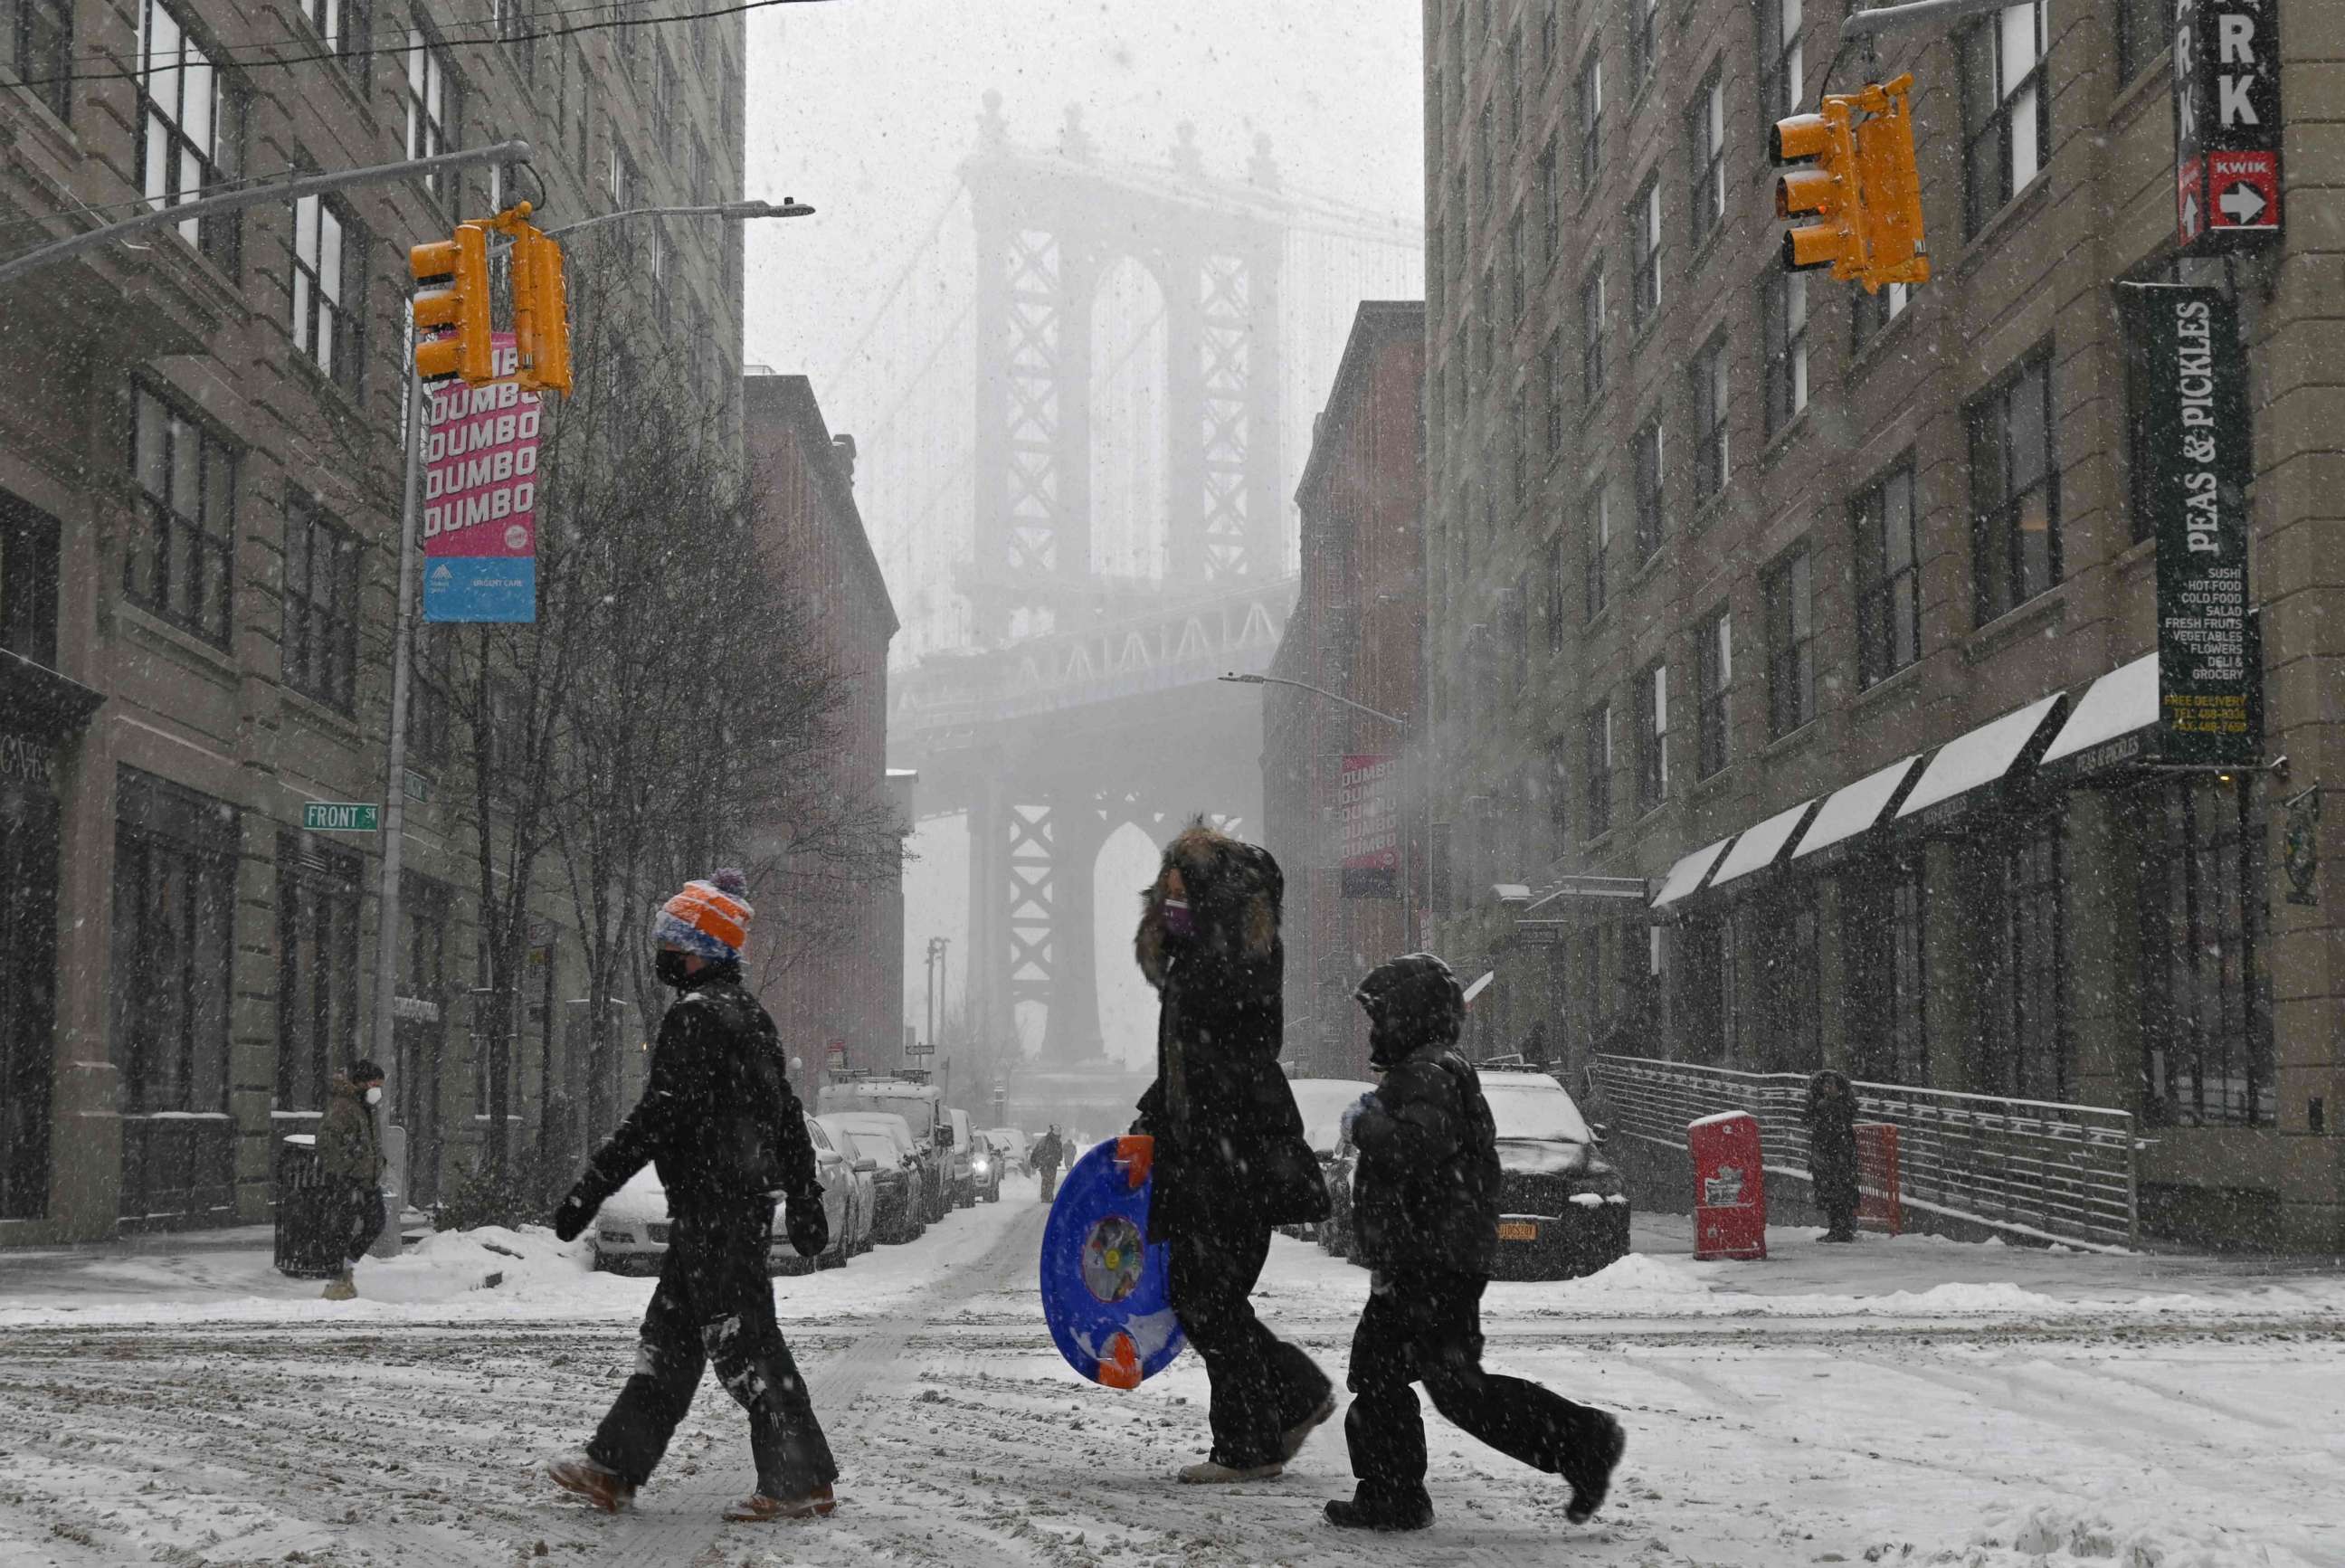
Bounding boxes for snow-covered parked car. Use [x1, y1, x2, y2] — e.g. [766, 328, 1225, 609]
[1480, 1065, 1629, 1280]
[590, 1113, 858, 1275]
[806, 1113, 877, 1259]
[825, 1112, 927, 1243]
[984, 1126, 1030, 1177]
[969, 1131, 1004, 1202]
[1284, 1077, 1377, 1242]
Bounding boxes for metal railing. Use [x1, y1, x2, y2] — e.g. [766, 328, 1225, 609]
[1587, 1054, 2141, 1249]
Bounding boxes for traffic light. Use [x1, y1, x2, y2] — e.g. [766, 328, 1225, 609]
[1771, 99, 1866, 280]
[409, 223, 492, 385]
[1852, 75, 1930, 290]
[509, 229, 573, 397]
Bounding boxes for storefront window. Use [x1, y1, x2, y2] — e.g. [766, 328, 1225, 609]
[1845, 855, 1928, 1086]
[1987, 813, 2066, 1100]
[2139, 781, 2274, 1126]
[397, 873, 451, 1203]
[275, 832, 360, 1112]
[1754, 886, 1820, 1073]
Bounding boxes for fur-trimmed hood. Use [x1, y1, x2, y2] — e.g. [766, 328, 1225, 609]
[1133, 821, 1283, 991]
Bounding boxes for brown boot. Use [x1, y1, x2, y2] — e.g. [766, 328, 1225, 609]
[723, 1484, 837, 1522]
[320, 1272, 356, 1301]
[546, 1457, 636, 1513]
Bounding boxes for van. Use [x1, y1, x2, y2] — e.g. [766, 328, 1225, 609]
[817, 1075, 948, 1222]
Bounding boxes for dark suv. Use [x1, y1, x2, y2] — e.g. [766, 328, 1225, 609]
[1480, 1065, 1629, 1279]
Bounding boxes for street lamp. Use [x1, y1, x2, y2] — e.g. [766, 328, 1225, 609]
[541, 197, 816, 241]
[1219, 671, 1417, 951]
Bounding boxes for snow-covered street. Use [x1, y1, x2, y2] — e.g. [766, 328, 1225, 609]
[3, 1175, 2340, 1568]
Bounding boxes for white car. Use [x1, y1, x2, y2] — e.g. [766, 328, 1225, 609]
[811, 1114, 879, 1257]
[984, 1126, 1031, 1177]
[825, 1111, 928, 1243]
[590, 1114, 859, 1275]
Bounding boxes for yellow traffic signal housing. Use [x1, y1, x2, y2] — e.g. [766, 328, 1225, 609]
[509, 230, 573, 397]
[1771, 100, 1866, 280]
[409, 224, 493, 384]
[1853, 75, 1930, 290]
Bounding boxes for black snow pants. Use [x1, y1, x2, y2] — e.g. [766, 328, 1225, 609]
[1168, 1221, 1333, 1468]
[340, 1183, 386, 1264]
[587, 1204, 838, 1499]
[1343, 1268, 1610, 1510]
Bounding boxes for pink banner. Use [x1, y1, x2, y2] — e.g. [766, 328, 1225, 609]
[1338, 752, 1399, 899]
[422, 335, 541, 559]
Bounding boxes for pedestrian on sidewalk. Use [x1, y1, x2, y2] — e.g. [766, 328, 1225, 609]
[1130, 822, 1334, 1485]
[1033, 1126, 1063, 1202]
[317, 1060, 388, 1301]
[546, 870, 840, 1524]
[1326, 954, 1625, 1533]
[1807, 1069, 1861, 1243]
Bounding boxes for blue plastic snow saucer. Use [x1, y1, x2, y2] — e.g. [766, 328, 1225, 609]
[1039, 1137, 1185, 1387]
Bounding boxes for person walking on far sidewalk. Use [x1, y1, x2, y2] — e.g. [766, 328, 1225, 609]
[1129, 822, 1334, 1485]
[1327, 955, 1625, 1533]
[1032, 1126, 1063, 1202]
[546, 870, 840, 1524]
[317, 1060, 388, 1300]
[1807, 1069, 1861, 1243]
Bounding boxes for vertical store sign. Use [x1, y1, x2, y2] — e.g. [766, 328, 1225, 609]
[422, 333, 541, 623]
[2123, 284, 2255, 765]
[2175, 0, 2283, 252]
[1338, 753, 1399, 898]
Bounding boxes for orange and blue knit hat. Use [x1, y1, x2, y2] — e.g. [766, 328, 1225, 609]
[652, 869, 753, 961]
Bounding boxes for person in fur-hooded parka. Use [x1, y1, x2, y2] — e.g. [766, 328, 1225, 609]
[1130, 822, 1335, 1483]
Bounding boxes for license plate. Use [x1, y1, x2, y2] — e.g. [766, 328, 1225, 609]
[1497, 1220, 1538, 1242]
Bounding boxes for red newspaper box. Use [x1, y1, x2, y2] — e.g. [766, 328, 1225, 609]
[1688, 1110, 1766, 1260]
[1855, 1120, 1901, 1236]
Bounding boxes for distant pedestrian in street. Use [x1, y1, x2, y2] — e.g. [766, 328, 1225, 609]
[546, 870, 839, 1524]
[1807, 1069, 1861, 1243]
[1130, 822, 1334, 1484]
[317, 1059, 388, 1301]
[1328, 954, 1625, 1533]
[1032, 1126, 1063, 1201]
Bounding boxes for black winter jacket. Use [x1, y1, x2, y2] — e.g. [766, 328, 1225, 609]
[567, 961, 817, 1223]
[1351, 1041, 1502, 1276]
[1806, 1070, 1860, 1215]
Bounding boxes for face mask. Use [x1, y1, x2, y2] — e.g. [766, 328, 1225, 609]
[654, 950, 696, 989]
[1160, 898, 1194, 939]
[365, 1086, 383, 1107]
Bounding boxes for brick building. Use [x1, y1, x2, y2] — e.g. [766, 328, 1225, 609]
[740, 375, 906, 1102]
[0, 0, 746, 1240]
[1420, 0, 2341, 1248]
[1263, 301, 1426, 1080]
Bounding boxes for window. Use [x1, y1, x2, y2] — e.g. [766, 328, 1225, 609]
[1987, 813, 2066, 1101]
[406, 627, 451, 770]
[1683, 911, 1739, 1063]
[0, 492, 61, 667]
[1582, 702, 1613, 838]
[1577, 51, 1603, 188]
[1545, 734, 1572, 838]
[1763, 271, 1809, 435]
[1755, 886, 1822, 1072]
[1543, 329, 1565, 451]
[281, 494, 358, 711]
[1544, 532, 1568, 651]
[1961, 1, 2048, 235]
[1854, 460, 1922, 686]
[128, 385, 236, 645]
[1636, 660, 1668, 811]
[1852, 280, 1913, 350]
[608, 138, 641, 214]
[290, 195, 361, 389]
[405, 26, 460, 204]
[2115, 0, 2168, 83]
[1762, 544, 1814, 736]
[1632, 418, 1664, 561]
[1695, 606, 1730, 778]
[1541, 5, 1559, 70]
[1537, 139, 1560, 268]
[1505, 28, 1522, 139]
[1631, 176, 1663, 323]
[1628, 0, 1657, 89]
[1689, 71, 1725, 247]
[138, 0, 242, 264]
[1581, 270, 1607, 401]
[276, 832, 361, 1114]
[2138, 780, 2274, 1127]
[1693, 335, 1729, 505]
[6, 0, 74, 119]
[2120, 261, 2180, 545]
[653, 46, 678, 154]
[1585, 484, 1611, 619]
[1968, 347, 2059, 623]
[1478, 96, 1495, 206]
[111, 768, 237, 1220]
[1762, 0, 1805, 121]
[1509, 206, 1529, 321]
[1845, 851, 1928, 1085]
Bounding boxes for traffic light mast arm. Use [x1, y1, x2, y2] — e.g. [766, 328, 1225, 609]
[0, 139, 531, 288]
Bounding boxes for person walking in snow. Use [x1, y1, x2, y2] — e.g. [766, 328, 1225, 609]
[1806, 1069, 1862, 1243]
[1032, 1126, 1063, 1201]
[317, 1059, 388, 1300]
[1129, 822, 1334, 1484]
[546, 870, 839, 1524]
[1326, 954, 1625, 1532]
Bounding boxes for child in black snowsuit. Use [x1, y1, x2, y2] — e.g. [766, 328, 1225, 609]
[1328, 954, 1627, 1533]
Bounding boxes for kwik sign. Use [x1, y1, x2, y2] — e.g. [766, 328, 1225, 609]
[2175, 0, 2283, 252]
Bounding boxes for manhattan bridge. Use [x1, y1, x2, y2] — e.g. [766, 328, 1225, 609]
[840, 95, 1421, 1069]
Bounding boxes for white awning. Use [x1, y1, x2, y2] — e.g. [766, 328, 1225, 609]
[2039, 653, 2158, 768]
[1651, 835, 1736, 908]
[1791, 754, 1923, 861]
[1895, 692, 2067, 821]
[1462, 971, 1495, 1005]
[1709, 799, 1819, 888]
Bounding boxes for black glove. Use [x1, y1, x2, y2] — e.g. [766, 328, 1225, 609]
[551, 1187, 597, 1243]
[785, 1189, 829, 1258]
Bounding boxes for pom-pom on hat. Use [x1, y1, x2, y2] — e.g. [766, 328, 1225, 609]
[652, 875, 754, 961]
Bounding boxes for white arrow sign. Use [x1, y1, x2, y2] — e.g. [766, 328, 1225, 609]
[2182, 192, 2200, 234]
[2218, 183, 2267, 223]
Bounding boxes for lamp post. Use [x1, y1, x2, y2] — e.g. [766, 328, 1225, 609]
[1218, 671, 1417, 951]
[924, 936, 950, 1060]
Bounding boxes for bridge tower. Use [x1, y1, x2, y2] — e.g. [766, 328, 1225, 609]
[957, 97, 1288, 1063]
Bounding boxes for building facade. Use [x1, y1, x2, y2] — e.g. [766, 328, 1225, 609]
[1264, 301, 1427, 1081]
[0, 0, 747, 1240]
[740, 375, 906, 1104]
[1421, 0, 2341, 1248]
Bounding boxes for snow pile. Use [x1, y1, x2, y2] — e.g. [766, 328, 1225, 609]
[352, 1223, 595, 1303]
[1946, 1498, 2324, 1568]
[1518, 1251, 1715, 1308]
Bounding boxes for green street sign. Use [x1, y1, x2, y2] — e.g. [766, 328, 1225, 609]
[304, 802, 380, 832]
